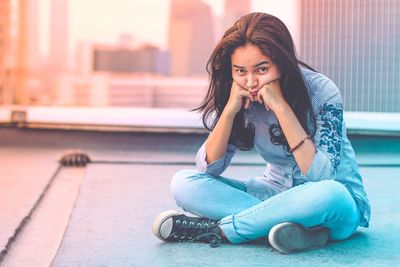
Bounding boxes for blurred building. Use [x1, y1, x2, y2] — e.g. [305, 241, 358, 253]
[47, 0, 70, 105]
[0, 0, 11, 104]
[108, 77, 207, 108]
[299, 0, 400, 112]
[76, 40, 170, 76]
[24, 0, 40, 75]
[49, 0, 68, 72]
[223, 0, 251, 30]
[0, 0, 31, 105]
[14, 0, 27, 104]
[24, 0, 45, 105]
[74, 74, 207, 108]
[92, 44, 169, 75]
[75, 41, 207, 108]
[168, 0, 214, 76]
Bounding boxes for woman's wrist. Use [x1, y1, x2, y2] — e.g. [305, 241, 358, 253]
[271, 99, 290, 115]
[222, 105, 239, 119]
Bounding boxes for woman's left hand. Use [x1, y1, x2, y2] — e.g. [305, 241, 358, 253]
[257, 80, 287, 112]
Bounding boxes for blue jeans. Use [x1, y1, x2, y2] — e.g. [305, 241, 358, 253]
[171, 170, 360, 244]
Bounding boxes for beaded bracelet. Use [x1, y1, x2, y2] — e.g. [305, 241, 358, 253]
[289, 135, 311, 153]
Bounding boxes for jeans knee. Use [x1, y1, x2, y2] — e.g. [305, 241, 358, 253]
[318, 180, 348, 198]
[317, 180, 354, 209]
[170, 169, 199, 201]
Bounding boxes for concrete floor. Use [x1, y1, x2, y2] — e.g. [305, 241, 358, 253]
[1, 128, 399, 266]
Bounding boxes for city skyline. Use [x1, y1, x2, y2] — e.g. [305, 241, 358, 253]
[0, 0, 298, 106]
[1, 0, 398, 112]
[38, 0, 299, 58]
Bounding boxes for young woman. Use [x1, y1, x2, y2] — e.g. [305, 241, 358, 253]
[152, 12, 370, 254]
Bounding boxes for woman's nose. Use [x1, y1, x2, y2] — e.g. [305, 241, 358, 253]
[246, 75, 258, 89]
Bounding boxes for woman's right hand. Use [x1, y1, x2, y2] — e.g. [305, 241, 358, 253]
[224, 80, 253, 116]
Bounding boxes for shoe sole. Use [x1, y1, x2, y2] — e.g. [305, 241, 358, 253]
[268, 222, 328, 254]
[152, 210, 181, 240]
[268, 222, 293, 254]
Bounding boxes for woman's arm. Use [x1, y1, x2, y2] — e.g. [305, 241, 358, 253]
[258, 79, 345, 180]
[204, 109, 235, 164]
[273, 102, 316, 175]
[257, 80, 316, 175]
[204, 81, 252, 164]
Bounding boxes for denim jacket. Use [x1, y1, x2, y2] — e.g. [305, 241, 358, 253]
[196, 67, 371, 228]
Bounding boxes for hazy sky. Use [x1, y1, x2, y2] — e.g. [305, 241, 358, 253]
[39, 0, 298, 56]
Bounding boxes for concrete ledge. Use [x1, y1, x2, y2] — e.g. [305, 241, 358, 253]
[1, 106, 400, 135]
[0, 107, 11, 123]
[344, 112, 400, 136]
[0, 106, 205, 133]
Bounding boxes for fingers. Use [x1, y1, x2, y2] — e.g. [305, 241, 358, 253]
[241, 90, 253, 110]
[244, 97, 251, 109]
[257, 90, 270, 111]
[235, 84, 253, 104]
[248, 92, 254, 102]
[232, 79, 258, 109]
[257, 90, 263, 104]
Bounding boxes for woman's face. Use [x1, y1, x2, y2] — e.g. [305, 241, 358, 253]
[231, 44, 281, 97]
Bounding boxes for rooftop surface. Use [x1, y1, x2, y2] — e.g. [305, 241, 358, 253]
[0, 127, 399, 266]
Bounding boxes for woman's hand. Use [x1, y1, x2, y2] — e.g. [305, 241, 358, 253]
[225, 80, 253, 115]
[257, 80, 287, 112]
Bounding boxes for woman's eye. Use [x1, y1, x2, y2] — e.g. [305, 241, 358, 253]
[235, 69, 246, 75]
[258, 67, 268, 74]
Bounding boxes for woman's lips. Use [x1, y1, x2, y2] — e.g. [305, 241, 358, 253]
[250, 91, 258, 96]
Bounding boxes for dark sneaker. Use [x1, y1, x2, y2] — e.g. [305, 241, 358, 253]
[152, 210, 222, 247]
[268, 222, 329, 254]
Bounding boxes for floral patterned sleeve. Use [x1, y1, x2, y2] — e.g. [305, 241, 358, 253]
[304, 80, 344, 182]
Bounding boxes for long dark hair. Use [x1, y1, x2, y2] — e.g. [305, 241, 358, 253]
[194, 12, 316, 151]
